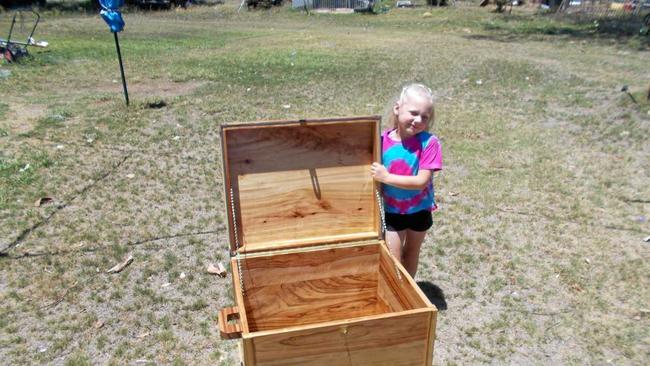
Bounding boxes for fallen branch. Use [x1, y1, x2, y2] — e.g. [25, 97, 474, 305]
[511, 307, 572, 317]
[107, 254, 133, 274]
[40, 280, 79, 309]
[3, 228, 226, 261]
[545, 321, 561, 333]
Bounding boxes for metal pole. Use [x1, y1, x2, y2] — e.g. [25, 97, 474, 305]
[6, 14, 17, 45]
[113, 31, 129, 106]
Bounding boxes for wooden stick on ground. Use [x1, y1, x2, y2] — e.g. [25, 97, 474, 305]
[106, 254, 133, 274]
[40, 281, 79, 309]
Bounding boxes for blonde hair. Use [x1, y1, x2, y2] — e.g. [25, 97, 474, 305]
[386, 83, 435, 129]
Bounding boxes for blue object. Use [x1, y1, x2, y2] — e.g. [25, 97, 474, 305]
[99, 0, 125, 33]
[100, 9, 124, 33]
[99, 0, 129, 106]
[100, 0, 124, 10]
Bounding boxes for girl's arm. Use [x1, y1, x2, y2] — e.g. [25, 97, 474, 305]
[371, 162, 432, 190]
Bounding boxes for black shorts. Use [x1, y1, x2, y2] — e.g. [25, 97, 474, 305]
[385, 210, 433, 232]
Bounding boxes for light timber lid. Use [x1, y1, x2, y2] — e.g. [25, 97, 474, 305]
[221, 116, 382, 254]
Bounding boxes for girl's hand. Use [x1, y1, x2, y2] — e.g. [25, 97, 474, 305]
[371, 162, 390, 183]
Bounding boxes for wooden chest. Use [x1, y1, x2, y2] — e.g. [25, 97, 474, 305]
[218, 116, 437, 366]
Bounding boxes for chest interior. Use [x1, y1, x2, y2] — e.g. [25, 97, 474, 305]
[234, 241, 429, 333]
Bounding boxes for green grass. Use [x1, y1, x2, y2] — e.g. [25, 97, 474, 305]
[0, 102, 8, 122]
[0, 2, 648, 365]
[0, 149, 54, 209]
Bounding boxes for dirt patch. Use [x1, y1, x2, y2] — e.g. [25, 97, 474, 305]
[1, 103, 47, 135]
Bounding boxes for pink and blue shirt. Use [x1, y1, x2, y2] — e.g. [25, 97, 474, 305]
[382, 129, 443, 214]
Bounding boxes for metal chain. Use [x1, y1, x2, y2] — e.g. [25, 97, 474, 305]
[230, 188, 245, 294]
[375, 189, 402, 281]
[375, 189, 387, 236]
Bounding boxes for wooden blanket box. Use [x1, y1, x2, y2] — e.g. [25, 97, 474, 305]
[218, 116, 437, 366]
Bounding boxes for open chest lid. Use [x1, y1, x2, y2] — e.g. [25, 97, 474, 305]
[221, 116, 382, 254]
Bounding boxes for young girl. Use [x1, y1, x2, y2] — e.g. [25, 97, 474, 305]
[371, 83, 442, 278]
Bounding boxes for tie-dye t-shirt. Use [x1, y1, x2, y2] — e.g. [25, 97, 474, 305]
[382, 129, 443, 214]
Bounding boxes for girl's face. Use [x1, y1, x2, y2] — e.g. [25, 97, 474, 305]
[393, 93, 433, 138]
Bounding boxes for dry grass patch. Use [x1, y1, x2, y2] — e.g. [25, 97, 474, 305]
[0, 4, 648, 365]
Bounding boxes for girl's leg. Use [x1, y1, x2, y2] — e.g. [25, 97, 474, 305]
[402, 229, 427, 277]
[385, 230, 406, 261]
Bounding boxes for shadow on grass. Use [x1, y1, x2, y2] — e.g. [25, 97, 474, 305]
[417, 281, 448, 311]
[464, 12, 649, 46]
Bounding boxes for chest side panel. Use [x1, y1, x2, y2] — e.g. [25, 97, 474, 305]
[249, 310, 433, 366]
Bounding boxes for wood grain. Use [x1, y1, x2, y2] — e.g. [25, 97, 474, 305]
[218, 306, 243, 339]
[239, 244, 386, 332]
[240, 241, 380, 289]
[250, 310, 432, 366]
[378, 246, 428, 309]
[425, 312, 437, 366]
[231, 257, 251, 334]
[228, 242, 437, 365]
[377, 270, 408, 312]
[224, 120, 376, 175]
[241, 339, 256, 366]
[246, 273, 388, 332]
[238, 166, 375, 251]
[221, 118, 381, 253]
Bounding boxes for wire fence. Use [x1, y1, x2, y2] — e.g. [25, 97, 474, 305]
[530, 0, 650, 17]
[312, 0, 370, 7]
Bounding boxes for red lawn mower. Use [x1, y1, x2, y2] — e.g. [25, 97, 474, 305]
[1, 10, 48, 63]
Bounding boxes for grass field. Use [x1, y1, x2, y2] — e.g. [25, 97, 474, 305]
[1, 2, 649, 365]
